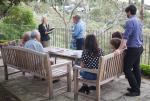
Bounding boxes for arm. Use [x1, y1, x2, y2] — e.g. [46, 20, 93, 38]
[80, 50, 87, 68]
[72, 23, 81, 37]
[80, 61, 85, 68]
[115, 20, 133, 53]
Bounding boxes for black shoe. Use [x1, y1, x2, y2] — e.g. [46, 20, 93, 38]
[125, 92, 140, 96]
[79, 85, 87, 93]
[127, 88, 134, 92]
[85, 86, 90, 95]
[79, 84, 90, 95]
[89, 86, 96, 90]
[53, 79, 60, 83]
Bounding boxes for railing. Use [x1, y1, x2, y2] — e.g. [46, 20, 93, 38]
[50, 28, 150, 65]
[49, 28, 114, 53]
[0, 24, 150, 65]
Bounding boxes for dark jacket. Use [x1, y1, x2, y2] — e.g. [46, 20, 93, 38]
[38, 24, 50, 41]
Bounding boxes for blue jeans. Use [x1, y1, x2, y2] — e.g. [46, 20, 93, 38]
[80, 71, 97, 80]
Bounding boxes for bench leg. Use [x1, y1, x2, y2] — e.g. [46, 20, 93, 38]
[74, 69, 79, 100]
[67, 64, 71, 92]
[96, 84, 101, 101]
[48, 80, 53, 99]
[4, 64, 8, 80]
[22, 72, 25, 76]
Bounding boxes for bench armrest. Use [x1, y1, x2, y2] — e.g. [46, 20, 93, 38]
[73, 65, 98, 74]
[51, 61, 72, 68]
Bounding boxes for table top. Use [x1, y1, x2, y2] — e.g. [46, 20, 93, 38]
[44, 47, 82, 60]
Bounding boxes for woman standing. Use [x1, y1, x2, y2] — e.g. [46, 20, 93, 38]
[38, 17, 51, 47]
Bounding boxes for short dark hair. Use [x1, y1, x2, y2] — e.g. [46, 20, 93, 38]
[74, 15, 81, 22]
[125, 5, 137, 15]
[84, 34, 99, 56]
[110, 38, 121, 49]
[112, 31, 123, 39]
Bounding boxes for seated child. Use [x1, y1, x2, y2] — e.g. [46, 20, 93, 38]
[112, 31, 123, 39]
[110, 38, 121, 51]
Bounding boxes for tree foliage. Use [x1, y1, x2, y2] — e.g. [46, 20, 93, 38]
[0, 0, 33, 18]
[0, 6, 36, 40]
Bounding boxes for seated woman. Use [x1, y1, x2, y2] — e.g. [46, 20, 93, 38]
[110, 38, 121, 51]
[19, 31, 31, 47]
[112, 31, 123, 39]
[79, 34, 104, 94]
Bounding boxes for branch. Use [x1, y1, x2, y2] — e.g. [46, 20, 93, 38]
[68, 0, 83, 23]
[51, 4, 67, 26]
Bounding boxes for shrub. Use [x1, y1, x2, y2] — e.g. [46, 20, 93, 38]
[140, 64, 150, 76]
[0, 5, 37, 40]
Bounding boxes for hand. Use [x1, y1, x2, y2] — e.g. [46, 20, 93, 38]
[114, 49, 121, 56]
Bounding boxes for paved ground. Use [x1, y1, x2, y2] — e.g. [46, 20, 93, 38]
[0, 59, 150, 101]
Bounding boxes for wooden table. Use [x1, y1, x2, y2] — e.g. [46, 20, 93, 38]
[44, 47, 82, 65]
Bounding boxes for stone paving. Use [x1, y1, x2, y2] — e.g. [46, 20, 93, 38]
[0, 59, 150, 101]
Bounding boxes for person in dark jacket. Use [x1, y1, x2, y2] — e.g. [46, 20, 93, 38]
[38, 17, 51, 47]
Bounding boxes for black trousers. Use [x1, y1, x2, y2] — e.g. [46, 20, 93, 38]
[76, 38, 84, 50]
[124, 46, 143, 93]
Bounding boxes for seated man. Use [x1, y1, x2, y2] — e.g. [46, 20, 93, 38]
[24, 30, 44, 52]
[24, 30, 55, 80]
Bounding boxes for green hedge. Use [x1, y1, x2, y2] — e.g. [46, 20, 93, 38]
[140, 64, 150, 76]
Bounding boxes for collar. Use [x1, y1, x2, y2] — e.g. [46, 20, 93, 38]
[129, 15, 136, 18]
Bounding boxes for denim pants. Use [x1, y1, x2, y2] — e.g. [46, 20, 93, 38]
[80, 71, 97, 80]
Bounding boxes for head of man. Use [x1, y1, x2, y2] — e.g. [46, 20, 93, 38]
[125, 5, 137, 18]
[41, 16, 48, 25]
[31, 30, 41, 42]
[73, 15, 81, 24]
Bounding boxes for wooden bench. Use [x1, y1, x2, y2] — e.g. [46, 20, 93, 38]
[73, 50, 125, 101]
[1, 46, 72, 99]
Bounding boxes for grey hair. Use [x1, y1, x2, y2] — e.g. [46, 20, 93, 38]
[31, 30, 40, 39]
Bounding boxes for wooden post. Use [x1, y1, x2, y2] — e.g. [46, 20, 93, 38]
[140, 0, 144, 21]
[4, 64, 8, 80]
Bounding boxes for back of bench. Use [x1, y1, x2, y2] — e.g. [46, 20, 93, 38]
[1, 46, 51, 78]
[98, 50, 124, 84]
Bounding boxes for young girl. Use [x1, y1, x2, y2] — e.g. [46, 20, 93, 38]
[79, 34, 104, 94]
[110, 38, 121, 51]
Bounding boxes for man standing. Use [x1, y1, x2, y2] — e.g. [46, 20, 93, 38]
[116, 5, 143, 96]
[72, 15, 86, 50]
